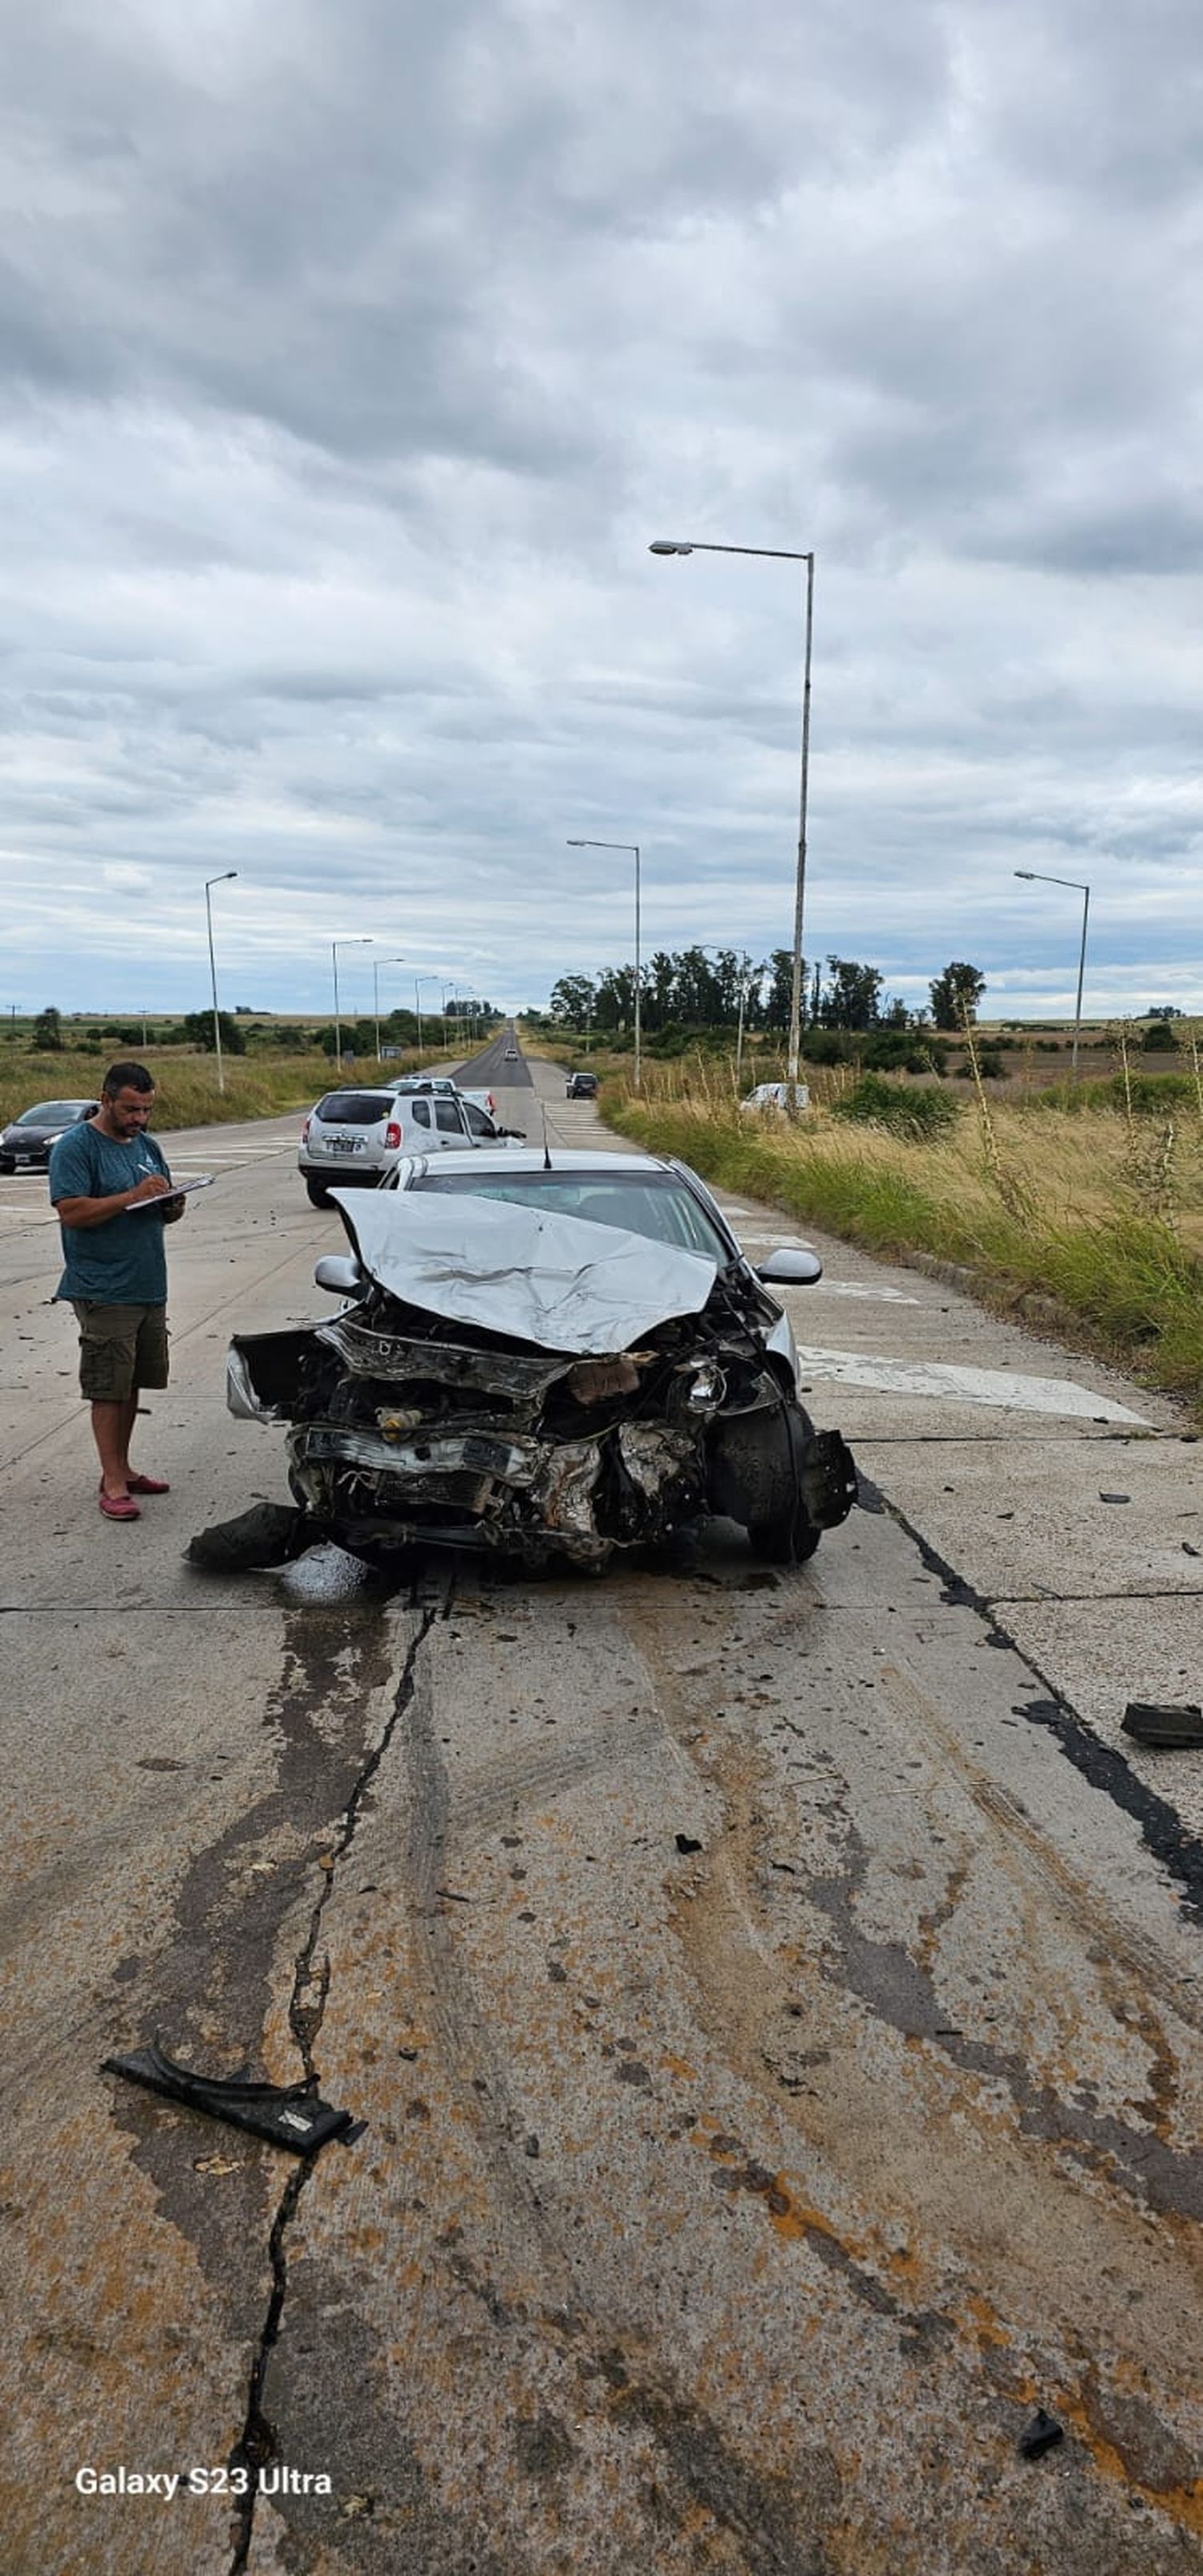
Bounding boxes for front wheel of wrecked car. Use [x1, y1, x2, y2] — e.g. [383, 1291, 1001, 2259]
[707, 1392, 857, 1567]
[747, 1508, 821, 1566]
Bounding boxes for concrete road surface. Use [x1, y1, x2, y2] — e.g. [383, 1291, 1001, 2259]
[1, 1045, 1199, 2574]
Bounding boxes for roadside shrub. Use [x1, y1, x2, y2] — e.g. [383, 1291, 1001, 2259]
[861, 1029, 950, 1075]
[799, 1029, 845, 1066]
[1109, 1072, 1197, 1113]
[956, 1051, 1004, 1079]
[832, 1075, 962, 1138]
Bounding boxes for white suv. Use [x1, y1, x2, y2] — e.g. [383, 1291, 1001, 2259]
[299, 1084, 480, 1205]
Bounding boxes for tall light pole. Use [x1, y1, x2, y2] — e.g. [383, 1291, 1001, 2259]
[415, 974, 442, 1060]
[566, 839, 642, 1088]
[1015, 871, 1091, 1077]
[443, 977, 472, 1050]
[372, 954, 406, 1063]
[331, 937, 371, 1074]
[205, 871, 238, 1095]
[650, 538, 815, 1110]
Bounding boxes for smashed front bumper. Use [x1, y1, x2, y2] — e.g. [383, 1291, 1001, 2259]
[227, 1300, 857, 1567]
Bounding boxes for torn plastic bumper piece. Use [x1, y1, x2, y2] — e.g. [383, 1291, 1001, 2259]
[1018, 2408, 1064, 2460]
[103, 2041, 362, 2154]
[1121, 1700, 1203, 1749]
[187, 1501, 312, 1573]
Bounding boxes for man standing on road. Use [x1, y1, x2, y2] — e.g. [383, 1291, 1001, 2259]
[49, 1062, 184, 1522]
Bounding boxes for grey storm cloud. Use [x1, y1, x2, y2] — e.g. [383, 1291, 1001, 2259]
[0, 0, 1201, 1014]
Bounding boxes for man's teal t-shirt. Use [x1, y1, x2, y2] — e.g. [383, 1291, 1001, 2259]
[49, 1122, 173, 1303]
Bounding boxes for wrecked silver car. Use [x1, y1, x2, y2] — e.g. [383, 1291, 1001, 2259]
[225, 1151, 857, 1568]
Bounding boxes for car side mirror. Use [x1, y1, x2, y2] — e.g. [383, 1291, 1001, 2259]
[314, 1254, 367, 1297]
[501, 1127, 526, 1140]
[755, 1247, 823, 1286]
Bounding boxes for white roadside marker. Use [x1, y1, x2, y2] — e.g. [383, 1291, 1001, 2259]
[790, 1347, 1150, 1424]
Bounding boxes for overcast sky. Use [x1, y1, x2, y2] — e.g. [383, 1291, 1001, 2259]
[2, 0, 1201, 1023]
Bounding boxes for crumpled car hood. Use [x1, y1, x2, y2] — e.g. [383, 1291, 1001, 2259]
[330, 1189, 718, 1357]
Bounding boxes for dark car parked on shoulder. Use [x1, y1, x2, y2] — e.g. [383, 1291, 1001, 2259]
[565, 1070, 598, 1098]
[0, 1098, 99, 1173]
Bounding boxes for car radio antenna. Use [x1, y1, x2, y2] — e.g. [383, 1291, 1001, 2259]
[541, 1104, 553, 1170]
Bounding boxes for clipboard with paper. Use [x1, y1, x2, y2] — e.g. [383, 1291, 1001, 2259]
[128, 1174, 216, 1208]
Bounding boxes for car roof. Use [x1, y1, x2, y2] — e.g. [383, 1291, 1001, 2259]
[396, 1146, 674, 1179]
[18, 1098, 95, 1116]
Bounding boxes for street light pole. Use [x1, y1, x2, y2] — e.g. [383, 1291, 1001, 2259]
[566, 840, 642, 1087]
[1014, 871, 1092, 1076]
[205, 871, 238, 1095]
[372, 954, 406, 1064]
[331, 937, 372, 1074]
[650, 537, 815, 1109]
[415, 974, 442, 1061]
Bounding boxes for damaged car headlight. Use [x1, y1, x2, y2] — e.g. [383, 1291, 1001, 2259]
[683, 1360, 727, 1413]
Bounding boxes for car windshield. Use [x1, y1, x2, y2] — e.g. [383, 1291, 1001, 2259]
[315, 1093, 396, 1124]
[17, 1102, 87, 1127]
[413, 1167, 730, 1260]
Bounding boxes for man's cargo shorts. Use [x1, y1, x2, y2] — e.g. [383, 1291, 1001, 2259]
[71, 1300, 169, 1401]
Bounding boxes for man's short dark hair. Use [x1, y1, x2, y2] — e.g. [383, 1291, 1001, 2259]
[103, 1062, 156, 1097]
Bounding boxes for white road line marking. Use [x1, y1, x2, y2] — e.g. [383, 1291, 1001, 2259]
[790, 1346, 1150, 1423]
[800, 1281, 922, 1304]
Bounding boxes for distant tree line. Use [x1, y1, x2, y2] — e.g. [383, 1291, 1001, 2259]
[18, 999, 500, 1059]
[548, 952, 989, 1039]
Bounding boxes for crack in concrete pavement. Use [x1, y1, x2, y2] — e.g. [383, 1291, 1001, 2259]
[228, 1592, 444, 2573]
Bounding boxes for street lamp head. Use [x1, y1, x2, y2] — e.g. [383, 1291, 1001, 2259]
[565, 839, 587, 847]
[1014, 871, 1035, 880]
[649, 540, 693, 556]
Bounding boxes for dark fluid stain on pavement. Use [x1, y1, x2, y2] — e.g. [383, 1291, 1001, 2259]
[857, 1474, 1203, 1919]
[104, 1598, 399, 2288]
[513, 2407, 576, 2478]
[804, 1822, 1203, 2226]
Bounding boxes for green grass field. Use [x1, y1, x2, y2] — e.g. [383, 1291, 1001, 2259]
[605, 1057, 1203, 1415]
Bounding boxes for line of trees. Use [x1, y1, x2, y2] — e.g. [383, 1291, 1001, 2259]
[548, 952, 988, 1037]
[20, 999, 502, 1058]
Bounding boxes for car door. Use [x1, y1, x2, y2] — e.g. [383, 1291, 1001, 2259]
[432, 1097, 475, 1150]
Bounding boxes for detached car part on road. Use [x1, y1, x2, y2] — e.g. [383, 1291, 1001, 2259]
[226, 1150, 857, 1569]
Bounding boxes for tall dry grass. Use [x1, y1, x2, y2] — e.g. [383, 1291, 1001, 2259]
[0, 1047, 426, 1132]
[609, 1052, 1203, 1411]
